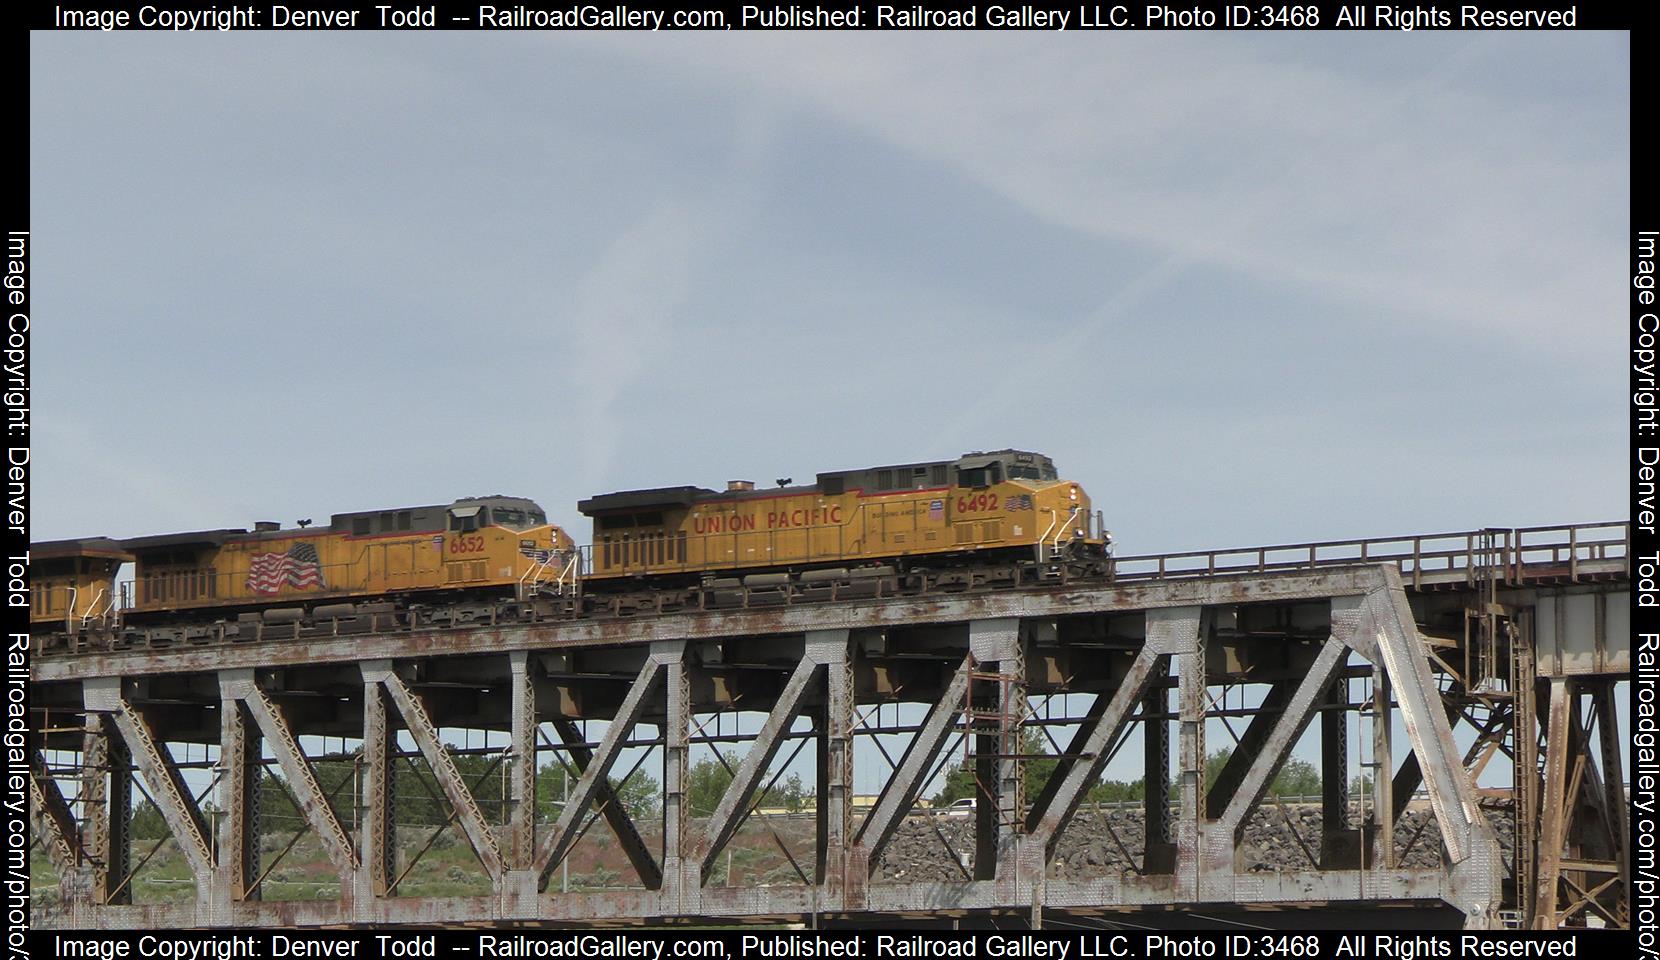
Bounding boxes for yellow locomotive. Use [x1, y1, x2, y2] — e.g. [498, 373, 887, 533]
[32, 451, 1107, 641]
[115, 495, 576, 621]
[577, 449, 1107, 608]
[29, 538, 131, 630]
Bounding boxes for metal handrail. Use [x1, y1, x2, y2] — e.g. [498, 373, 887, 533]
[1105, 521, 1626, 586]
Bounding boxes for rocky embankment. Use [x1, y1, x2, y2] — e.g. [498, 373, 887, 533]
[877, 802, 1517, 882]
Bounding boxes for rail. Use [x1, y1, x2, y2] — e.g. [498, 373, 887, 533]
[1103, 521, 1628, 589]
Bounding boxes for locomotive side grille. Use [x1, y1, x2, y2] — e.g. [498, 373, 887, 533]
[446, 561, 487, 582]
[955, 525, 974, 544]
[982, 522, 1001, 542]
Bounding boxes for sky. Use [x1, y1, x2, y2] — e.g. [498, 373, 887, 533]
[30, 31, 1628, 554]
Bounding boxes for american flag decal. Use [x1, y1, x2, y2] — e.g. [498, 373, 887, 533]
[1005, 495, 1034, 511]
[520, 545, 557, 565]
[246, 542, 326, 595]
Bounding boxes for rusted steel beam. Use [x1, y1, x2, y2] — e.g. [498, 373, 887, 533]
[36, 568, 1401, 682]
[1388, 695, 1489, 824]
[29, 748, 81, 872]
[369, 663, 504, 883]
[1319, 679, 1352, 868]
[1143, 655, 1174, 874]
[967, 618, 1021, 884]
[84, 678, 215, 882]
[1206, 679, 1297, 816]
[81, 716, 131, 905]
[1363, 575, 1501, 927]
[507, 651, 537, 872]
[533, 648, 672, 888]
[227, 672, 359, 876]
[1027, 645, 1161, 863]
[812, 630, 854, 899]
[1532, 678, 1570, 929]
[661, 646, 692, 912]
[215, 697, 261, 904]
[1594, 680, 1630, 913]
[551, 718, 661, 889]
[359, 680, 394, 900]
[698, 655, 822, 883]
[1372, 664, 1395, 869]
[1216, 638, 1347, 834]
[853, 656, 971, 873]
[1175, 608, 1207, 903]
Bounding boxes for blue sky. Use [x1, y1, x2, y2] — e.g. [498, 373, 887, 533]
[31, 31, 1628, 552]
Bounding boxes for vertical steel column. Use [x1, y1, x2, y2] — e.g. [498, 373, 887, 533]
[1371, 664, 1394, 869]
[1144, 658, 1175, 874]
[1512, 615, 1540, 925]
[507, 651, 536, 872]
[661, 644, 692, 914]
[1533, 678, 1570, 929]
[81, 716, 131, 905]
[1173, 607, 1208, 901]
[358, 676, 394, 901]
[966, 618, 1022, 884]
[810, 630, 853, 902]
[1321, 679, 1351, 868]
[1595, 680, 1630, 912]
[216, 697, 261, 905]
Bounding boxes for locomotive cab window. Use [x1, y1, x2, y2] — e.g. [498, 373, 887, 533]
[450, 505, 482, 532]
[353, 517, 372, 536]
[494, 508, 525, 529]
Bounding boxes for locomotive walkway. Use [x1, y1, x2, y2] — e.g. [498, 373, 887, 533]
[28, 522, 1629, 930]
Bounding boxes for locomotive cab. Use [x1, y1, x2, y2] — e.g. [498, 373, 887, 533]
[30, 538, 132, 630]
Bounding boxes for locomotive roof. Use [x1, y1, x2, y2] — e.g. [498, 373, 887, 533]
[581, 451, 1060, 516]
[122, 529, 249, 551]
[578, 486, 716, 515]
[32, 537, 134, 561]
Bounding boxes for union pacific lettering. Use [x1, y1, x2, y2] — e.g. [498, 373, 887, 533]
[767, 506, 842, 529]
[692, 514, 757, 534]
[691, 505, 845, 534]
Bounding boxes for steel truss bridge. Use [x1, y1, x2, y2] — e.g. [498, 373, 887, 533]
[29, 523, 1630, 930]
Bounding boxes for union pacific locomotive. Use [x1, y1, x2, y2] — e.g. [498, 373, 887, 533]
[31, 450, 1107, 645]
